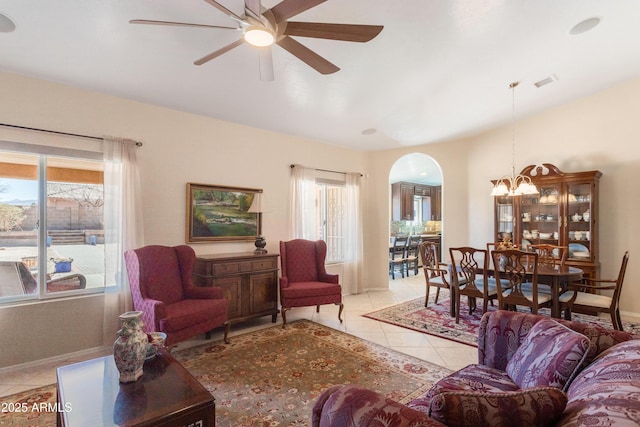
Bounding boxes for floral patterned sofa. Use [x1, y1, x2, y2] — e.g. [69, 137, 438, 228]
[313, 310, 640, 427]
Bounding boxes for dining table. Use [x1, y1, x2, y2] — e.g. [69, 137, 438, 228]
[449, 264, 583, 319]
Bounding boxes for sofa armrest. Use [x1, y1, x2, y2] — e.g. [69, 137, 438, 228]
[312, 384, 446, 427]
[477, 310, 547, 370]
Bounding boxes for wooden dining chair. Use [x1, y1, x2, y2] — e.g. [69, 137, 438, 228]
[389, 235, 409, 279]
[526, 244, 567, 268]
[419, 241, 452, 308]
[491, 249, 552, 315]
[525, 244, 567, 293]
[449, 247, 498, 323]
[559, 251, 629, 330]
[404, 235, 423, 277]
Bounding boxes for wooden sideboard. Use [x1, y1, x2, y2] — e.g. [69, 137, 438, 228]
[193, 252, 279, 324]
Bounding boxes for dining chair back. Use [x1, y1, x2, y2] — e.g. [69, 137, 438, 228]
[526, 244, 567, 268]
[419, 241, 451, 308]
[389, 235, 409, 279]
[405, 235, 423, 276]
[491, 249, 552, 315]
[559, 251, 629, 330]
[449, 247, 498, 323]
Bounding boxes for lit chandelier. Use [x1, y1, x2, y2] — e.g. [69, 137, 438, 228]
[490, 81, 538, 197]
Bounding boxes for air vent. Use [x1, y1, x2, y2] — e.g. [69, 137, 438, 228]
[534, 75, 558, 88]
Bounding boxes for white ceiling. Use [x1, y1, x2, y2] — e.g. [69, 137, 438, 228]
[1, 0, 640, 152]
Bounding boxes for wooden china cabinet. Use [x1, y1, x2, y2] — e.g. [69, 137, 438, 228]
[492, 163, 602, 279]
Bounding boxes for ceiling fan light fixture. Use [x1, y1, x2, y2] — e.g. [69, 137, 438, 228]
[244, 27, 274, 47]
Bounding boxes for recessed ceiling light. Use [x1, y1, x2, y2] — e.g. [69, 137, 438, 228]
[361, 128, 377, 136]
[569, 17, 601, 36]
[0, 13, 16, 33]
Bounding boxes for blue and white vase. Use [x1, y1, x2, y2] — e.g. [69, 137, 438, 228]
[113, 311, 147, 383]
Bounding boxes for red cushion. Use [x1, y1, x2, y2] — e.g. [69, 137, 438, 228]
[280, 281, 342, 299]
[159, 298, 228, 332]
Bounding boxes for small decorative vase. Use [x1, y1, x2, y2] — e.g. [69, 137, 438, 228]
[254, 236, 267, 254]
[113, 311, 147, 383]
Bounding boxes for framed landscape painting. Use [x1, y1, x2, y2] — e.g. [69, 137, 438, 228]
[186, 183, 262, 243]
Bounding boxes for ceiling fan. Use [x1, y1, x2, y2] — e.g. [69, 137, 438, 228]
[130, 0, 383, 81]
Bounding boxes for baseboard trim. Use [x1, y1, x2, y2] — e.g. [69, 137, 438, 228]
[0, 345, 111, 374]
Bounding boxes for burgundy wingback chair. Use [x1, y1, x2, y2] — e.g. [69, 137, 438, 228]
[124, 245, 230, 346]
[279, 239, 344, 327]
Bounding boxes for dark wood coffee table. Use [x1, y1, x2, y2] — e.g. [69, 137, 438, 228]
[56, 348, 215, 427]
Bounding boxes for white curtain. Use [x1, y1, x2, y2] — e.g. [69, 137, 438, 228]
[290, 165, 363, 294]
[102, 137, 144, 344]
[342, 173, 363, 294]
[289, 164, 317, 239]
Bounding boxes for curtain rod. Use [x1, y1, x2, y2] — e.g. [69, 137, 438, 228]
[0, 123, 143, 147]
[290, 164, 363, 177]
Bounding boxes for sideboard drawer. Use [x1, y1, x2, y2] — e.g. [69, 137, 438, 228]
[250, 258, 277, 271]
[212, 262, 242, 275]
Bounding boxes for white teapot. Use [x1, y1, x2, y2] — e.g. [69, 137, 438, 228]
[572, 213, 582, 222]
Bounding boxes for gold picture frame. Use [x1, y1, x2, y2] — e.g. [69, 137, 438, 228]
[186, 183, 262, 243]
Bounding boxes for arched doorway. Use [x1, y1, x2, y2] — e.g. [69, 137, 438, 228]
[389, 153, 443, 260]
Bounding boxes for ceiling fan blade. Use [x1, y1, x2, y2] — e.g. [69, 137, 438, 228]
[245, 0, 262, 18]
[194, 39, 244, 65]
[277, 35, 339, 74]
[129, 19, 238, 30]
[270, 0, 327, 23]
[258, 46, 274, 81]
[203, 0, 246, 23]
[284, 22, 383, 42]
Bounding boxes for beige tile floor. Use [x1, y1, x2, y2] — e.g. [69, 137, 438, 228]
[0, 273, 476, 398]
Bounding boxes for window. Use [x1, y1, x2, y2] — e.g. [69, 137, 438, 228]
[0, 148, 107, 302]
[315, 181, 345, 263]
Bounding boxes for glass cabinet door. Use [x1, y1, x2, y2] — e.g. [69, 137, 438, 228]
[495, 196, 514, 243]
[519, 185, 561, 249]
[567, 182, 593, 261]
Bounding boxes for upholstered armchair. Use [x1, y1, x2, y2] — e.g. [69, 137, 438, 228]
[124, 245, 230, 346]
[279, 239, 344, 327]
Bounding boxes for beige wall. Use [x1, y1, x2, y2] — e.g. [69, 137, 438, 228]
[363, 138, 474, 290]
[1, 69, 640, 367]
[0, 70, 365, 367]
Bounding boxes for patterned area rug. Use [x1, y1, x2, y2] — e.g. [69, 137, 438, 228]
[364, 297, 640, 347]
[0, 320, 451, 427]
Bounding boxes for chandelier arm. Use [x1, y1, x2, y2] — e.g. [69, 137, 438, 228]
[491, 81, 538, 197]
